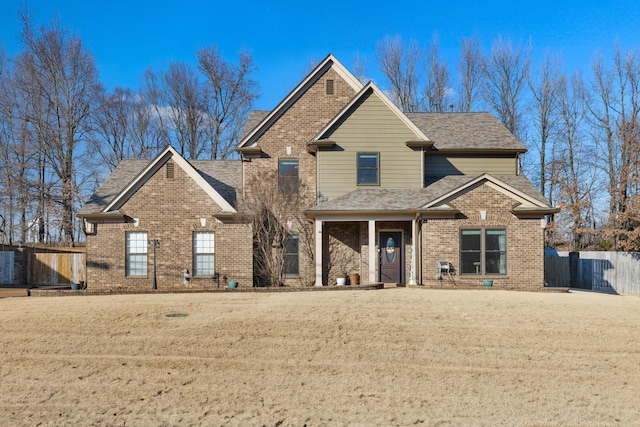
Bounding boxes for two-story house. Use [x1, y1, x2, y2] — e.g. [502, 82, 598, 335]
[79, 53, 557, 291]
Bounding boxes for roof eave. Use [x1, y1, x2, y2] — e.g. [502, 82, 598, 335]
[237, 145, 262, 155]
[427, 148, 526, 155]
[511, 207, 561, 218]
[305, 209, 417, 219]
[417, 208, 461, 218]
[405, 140, 434, 149]
[307, 139, 337, 153]
[77, 211, 128, 222]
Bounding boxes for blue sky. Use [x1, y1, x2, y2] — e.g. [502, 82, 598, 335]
[2, 1, 640, 110]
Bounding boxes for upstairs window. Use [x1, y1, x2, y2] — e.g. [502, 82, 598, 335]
[460, 229, 507, 275]
[357, 153, 379, 185]
[279, 159, 299, 193]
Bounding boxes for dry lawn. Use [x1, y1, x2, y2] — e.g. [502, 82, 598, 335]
[1, 288, 640, 426]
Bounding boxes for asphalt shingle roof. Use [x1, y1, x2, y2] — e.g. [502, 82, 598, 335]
[405, 112, 526, 151]
[308, 174, 548, 212]
[78, 159, 242, 215]
[238, 110, 270, 143]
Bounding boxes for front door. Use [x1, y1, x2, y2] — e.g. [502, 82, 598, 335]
[380, 232, 402, 283]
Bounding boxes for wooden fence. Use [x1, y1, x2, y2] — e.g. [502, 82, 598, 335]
[0, 247, 85, 286]
[29, 252, 85, 286]
[0, 251, 14, 284]
[545, 251, 640, 295]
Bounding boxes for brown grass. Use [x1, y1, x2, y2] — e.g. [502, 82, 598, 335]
[1, 289, 640, 426]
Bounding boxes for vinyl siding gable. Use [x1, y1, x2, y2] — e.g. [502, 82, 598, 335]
[318, 91, 422, 201]
[424, 155, 517, 182]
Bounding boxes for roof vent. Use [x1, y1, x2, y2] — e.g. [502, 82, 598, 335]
[166, 162, 175, 179]
[326, 79, 334, 95]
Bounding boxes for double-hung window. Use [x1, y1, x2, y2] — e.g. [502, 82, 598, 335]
[126, 232, 148, 276]
[193, 232, 215, 276]
[278, 159, 299, 193]
[283, 233, 299, 276]
[460, 229, 507, 275]
[357, 153, 379, 185]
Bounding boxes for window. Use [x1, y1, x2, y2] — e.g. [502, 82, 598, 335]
[460, 229, 506, 275]
[279, 159, 299, 193]
[284, 234, 299, 276]
[126, 232, 148, 276]
[357, 153, 379, 185]
[193, 232, 215, 276]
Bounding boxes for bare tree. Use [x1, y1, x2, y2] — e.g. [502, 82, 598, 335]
[586, 46, 640, 249]
[141, 66, 171, 151]
[197, 46, 258, 159]
[241, 171, 314, 287]
[162, 62, 206, 159]
[424, 33, 451, 112]
[352, 51, 369, 85]
[483, 36, 531, 139]
[528, 51, 562, 199]
[457, 35, 484, 112]
[376, 35, 423, 112]
[553, 73, 597, 250]
[14, 11, 101, 244]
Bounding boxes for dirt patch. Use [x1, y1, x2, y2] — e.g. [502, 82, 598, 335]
[1, 289, 639, 425]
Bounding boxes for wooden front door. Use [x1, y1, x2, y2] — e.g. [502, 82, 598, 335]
[380, 232, 402, 283]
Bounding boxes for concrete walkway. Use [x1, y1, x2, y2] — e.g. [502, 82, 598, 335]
[0, 287, 30, 298]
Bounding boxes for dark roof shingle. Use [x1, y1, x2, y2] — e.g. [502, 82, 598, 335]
[308, 174, 548, 213]
[78, 158, 242, 216]
[405, 112, 526, 151]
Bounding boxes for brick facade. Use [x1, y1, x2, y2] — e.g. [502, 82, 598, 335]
[243, 67, 357, 286]
[85, 159, 252, 290]
[421, 183, 544, 289]
[82, 56, 551, 292]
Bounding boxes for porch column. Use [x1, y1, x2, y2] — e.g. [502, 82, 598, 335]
[409, 218, 417, 285]
[315, 219, 323, 286]
[368, 220, 376, 283]
[416, 218, 422, 285]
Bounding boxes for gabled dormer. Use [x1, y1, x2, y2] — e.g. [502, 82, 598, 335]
[310, 82, 430, 202]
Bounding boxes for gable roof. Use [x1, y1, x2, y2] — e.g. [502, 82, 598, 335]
[310, 81, 430, 143]
[405, 112, 527, 152]
[306, 174, 554, 217]
[420, 173, 549, 210]
[78, 146, 242, 217]
[238, 110, 269, 142]
[236, 53, 364, 151]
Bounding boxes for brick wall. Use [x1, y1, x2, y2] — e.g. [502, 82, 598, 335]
[243, 67, 357, 287]
[85, 159, 253, 290]
[421, 182, 545, 290]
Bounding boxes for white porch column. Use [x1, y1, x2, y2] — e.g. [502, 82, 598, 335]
[409, 218, 417, 285]
[368, 220, 376, 283]
[315, 219, 323, 286]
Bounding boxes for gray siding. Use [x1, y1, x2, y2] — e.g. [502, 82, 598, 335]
[318, 92, 422, 201]
[424, 155, 517, 180]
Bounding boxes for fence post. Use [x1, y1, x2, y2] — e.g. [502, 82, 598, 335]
[569, 251, 580, 288]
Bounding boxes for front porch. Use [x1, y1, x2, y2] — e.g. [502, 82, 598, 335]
[312, 217, 420, 287]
